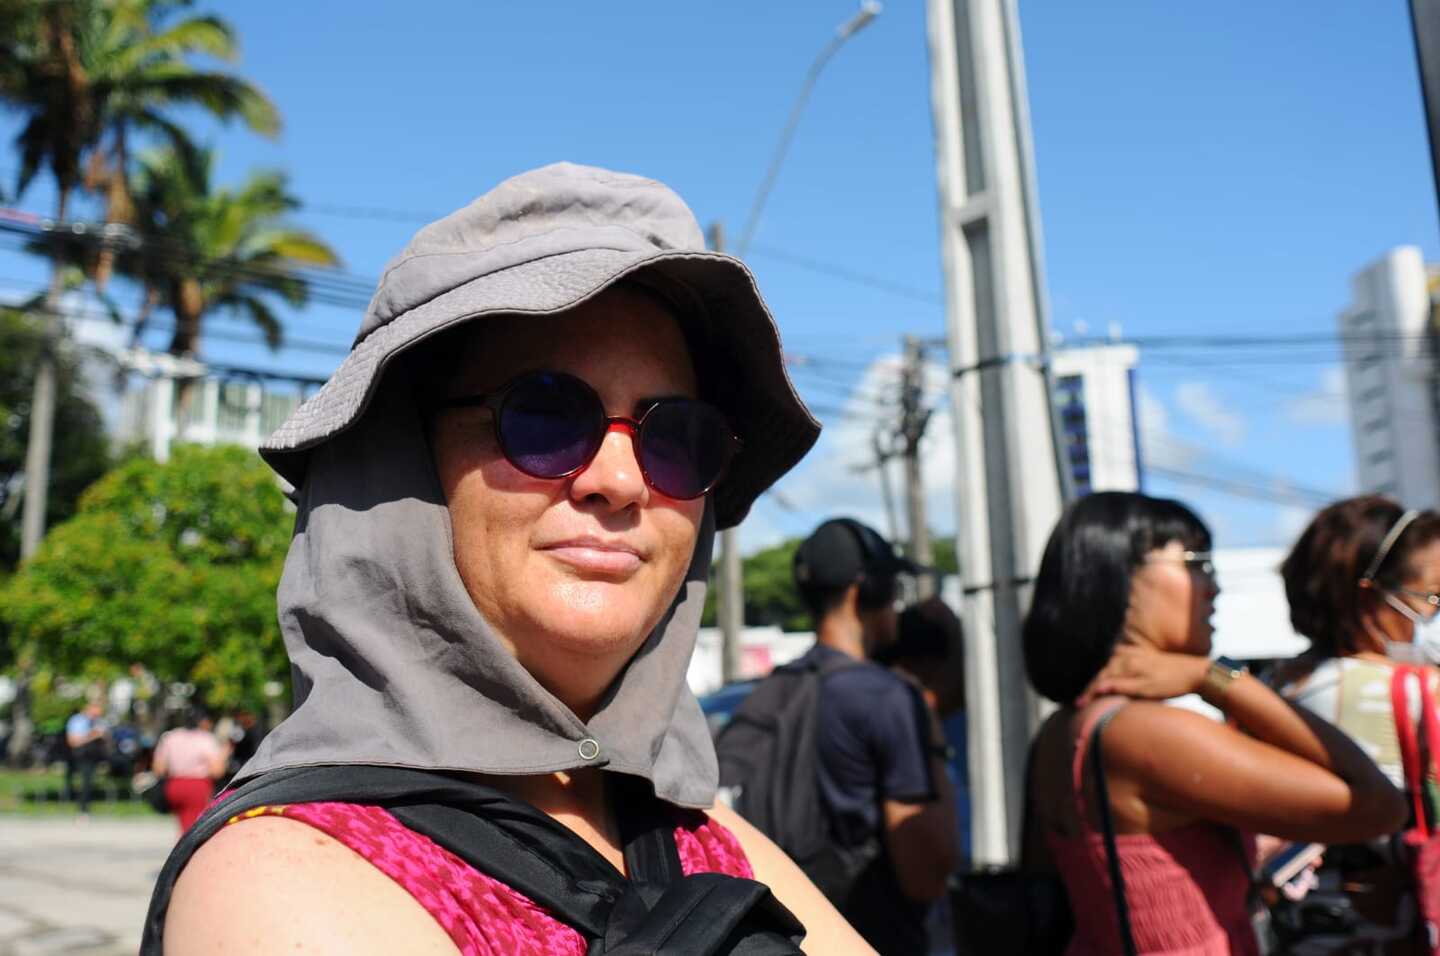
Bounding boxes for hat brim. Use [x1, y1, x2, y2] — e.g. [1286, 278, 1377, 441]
[260, 247, 820, 529]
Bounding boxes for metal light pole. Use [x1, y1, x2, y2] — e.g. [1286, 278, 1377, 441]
[716, 0, 883, 684]
[927, 0, 1068, 865]
[737, 0, 883, 255]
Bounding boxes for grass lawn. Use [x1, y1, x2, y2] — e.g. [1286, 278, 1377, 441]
[0, 767, 157, 817]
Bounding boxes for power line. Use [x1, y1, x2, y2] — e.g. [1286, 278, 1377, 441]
[746, 242, 944, 306]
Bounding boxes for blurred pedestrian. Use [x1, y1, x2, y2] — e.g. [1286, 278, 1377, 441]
[875, 596, 969, 954]
[875, 596, 968, 857]
[152, 708, 228, 833]
[719, 518, 960, 956]
[144, 163, 863, 954]
[1023, 492, 1404, 955]
[1272, 495, 1440, 951]
[64, 699, 108, 819]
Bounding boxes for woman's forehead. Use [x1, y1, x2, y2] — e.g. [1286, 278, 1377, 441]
[450, 289, 699, 397]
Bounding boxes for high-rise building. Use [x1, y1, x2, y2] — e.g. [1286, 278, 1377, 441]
[1339, 247, 1440, 509]
[1051, 343, 1143, 495]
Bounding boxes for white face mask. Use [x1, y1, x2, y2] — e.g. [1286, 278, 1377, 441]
[1384, 592, 1440, 664]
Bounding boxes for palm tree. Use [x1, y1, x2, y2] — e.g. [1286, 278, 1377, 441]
[124, 146, 341, 357]
[0, 0, 282, 761]
[2, 0, 281, 287]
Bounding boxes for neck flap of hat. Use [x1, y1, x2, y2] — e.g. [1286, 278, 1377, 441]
[237, 372, 719, 808]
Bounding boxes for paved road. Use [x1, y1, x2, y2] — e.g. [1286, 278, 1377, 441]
[0, 816, 175, 956]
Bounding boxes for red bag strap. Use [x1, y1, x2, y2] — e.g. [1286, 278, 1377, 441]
[1392, 664, 1429, 836]
[1417, 667, 1440, 784]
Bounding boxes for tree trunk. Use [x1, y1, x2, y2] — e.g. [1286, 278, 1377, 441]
[9, 184, 71, 765]
[169, 279, 206, 416]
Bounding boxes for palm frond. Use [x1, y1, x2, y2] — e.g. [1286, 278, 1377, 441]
[128, 108, 206, 186]
[131, 69, 280, 137]
[239, 229, 341, 268]
[221, 293, 283, 350]
[115, 13, 237, 70]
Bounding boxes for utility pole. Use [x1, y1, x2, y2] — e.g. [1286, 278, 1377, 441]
[899, 335, 935, 597]
[848, 428, 901, 543]
[1410, 0, 1440, 224]
[19, 269, 65, 561]
[708, 221, 746, 684]
[926, 0, 1068, 865]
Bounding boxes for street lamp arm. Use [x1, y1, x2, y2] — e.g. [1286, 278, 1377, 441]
[735, 2, 882, 256]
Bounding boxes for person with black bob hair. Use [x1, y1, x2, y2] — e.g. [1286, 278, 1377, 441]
[1022, 492, 1404, 955]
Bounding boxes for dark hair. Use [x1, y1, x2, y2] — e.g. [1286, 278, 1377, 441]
[798, 572, 897, 624]
[798, 582, 849, 623]
[882, 597, 966, 711]
[1281, 495, 1440, 658]
[184, 706, 213, 730]
[1023, 491, 1211, 703]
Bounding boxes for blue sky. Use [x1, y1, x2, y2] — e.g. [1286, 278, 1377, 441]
[2, 1, 1434, 554]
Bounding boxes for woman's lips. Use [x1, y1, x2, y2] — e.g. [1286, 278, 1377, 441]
[541, 543, 643, 576]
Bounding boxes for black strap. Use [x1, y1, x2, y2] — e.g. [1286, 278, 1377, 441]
[1091, 708, 1138, 956]
[140, 765, 803, 955]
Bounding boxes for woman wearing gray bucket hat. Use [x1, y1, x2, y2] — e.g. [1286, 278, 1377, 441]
[142, 163, 875, 954]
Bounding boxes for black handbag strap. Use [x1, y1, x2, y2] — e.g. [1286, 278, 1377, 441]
[1090, 706, 1139, 956]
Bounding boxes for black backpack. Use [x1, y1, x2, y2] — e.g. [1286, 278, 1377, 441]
[139, 764, 803, 955]
[713, 653, 879, 905]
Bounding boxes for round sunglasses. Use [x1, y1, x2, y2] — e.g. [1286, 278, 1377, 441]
[439, 370, 741, 501]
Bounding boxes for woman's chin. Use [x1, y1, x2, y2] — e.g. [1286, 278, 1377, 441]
[522, 582, 660, 653]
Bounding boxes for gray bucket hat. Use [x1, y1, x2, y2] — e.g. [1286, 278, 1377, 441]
[260, 161, 820, 528]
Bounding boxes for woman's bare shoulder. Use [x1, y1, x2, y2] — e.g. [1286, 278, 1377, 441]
[165, 815, 456, 955]
[706, 804, 877, 955]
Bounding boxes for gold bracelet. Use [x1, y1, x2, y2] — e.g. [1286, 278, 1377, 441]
[1199, 658, 1245, 706]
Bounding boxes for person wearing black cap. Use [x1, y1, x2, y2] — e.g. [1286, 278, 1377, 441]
[791, 518, 961, 956]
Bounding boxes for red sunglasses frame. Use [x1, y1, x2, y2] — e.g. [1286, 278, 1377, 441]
[439, 370, 742, 500]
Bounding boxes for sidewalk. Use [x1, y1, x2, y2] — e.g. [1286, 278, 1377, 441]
[0, 816, 174, 956]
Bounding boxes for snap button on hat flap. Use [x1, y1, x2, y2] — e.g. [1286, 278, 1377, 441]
[578, 737, 601, 760]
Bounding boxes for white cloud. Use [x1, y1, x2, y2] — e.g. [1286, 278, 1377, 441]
[1282, 366, 1348, 427]
[1174, 381, 1246, 447]
[1135, 385, 1198, 471]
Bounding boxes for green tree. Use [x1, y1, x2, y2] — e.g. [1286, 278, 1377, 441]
[0, 307, 110, 574]
[122, 145, 341, 355]
[0, 445, 292, 709]
[703, 537, 811, 632]
[700, 530, 961, 632]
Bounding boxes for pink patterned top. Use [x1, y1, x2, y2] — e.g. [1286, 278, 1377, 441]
[1046, 702, 1259, 956]
[223, 801, 755, 956]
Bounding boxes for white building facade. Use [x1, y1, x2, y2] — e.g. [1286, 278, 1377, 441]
[1051, 343, 1143, 494]
[1339, 246, 1440, 509]
[117, 367, 306, 463]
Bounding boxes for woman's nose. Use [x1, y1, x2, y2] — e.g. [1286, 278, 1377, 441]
[568, 422, 648, 513]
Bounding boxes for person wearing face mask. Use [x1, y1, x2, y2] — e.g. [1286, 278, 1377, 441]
[1023, 492, 1404, 956]
[1273, 495, 1440, 952]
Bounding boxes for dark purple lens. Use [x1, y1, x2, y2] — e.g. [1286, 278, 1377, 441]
[639, 399, 737, 499]
[496, 372, 604, 478]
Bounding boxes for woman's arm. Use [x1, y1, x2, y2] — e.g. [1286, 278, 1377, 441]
[208, 737, 231, 779]
[1088, 646, 1406, 843]
[707, 803, 877, 955]
[152, 735, 169, 778]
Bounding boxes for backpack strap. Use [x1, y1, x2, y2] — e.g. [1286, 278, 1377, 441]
[140, 765, 804, 955]
[1089, 706, 1139, 956]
